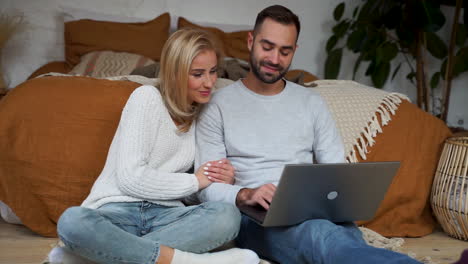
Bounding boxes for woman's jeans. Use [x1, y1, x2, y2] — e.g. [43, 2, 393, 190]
[236, 215, 422, 264]
[57, 201, 241, 264]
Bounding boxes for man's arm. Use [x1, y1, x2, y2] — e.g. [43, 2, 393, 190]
[195, 102, 242, 204]
[313, 98, 346, 163]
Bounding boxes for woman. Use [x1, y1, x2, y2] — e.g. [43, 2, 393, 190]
[56, 28, 259, 264]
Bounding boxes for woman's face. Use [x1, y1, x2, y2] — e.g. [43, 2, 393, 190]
[187, 49, 218, 105]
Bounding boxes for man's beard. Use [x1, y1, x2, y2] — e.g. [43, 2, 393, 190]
[250, 51, 290, 84]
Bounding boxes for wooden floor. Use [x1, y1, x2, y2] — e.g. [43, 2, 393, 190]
[0, 219, 57, 264]
[401, 232, 467, 263]
[0, 218, 467, 264]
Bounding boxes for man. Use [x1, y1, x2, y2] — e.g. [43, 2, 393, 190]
[195, 5, 421, 264]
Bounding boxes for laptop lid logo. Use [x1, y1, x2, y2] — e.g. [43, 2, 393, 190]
[327, 191, 338, 200]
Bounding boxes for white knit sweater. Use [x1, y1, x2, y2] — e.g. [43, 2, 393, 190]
[81, 85, 199, 209]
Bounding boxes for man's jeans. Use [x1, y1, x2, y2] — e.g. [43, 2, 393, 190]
[236, 215, 421, 264]
[57, 201, 241, 264]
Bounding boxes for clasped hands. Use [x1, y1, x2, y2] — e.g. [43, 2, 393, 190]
[195, 158, 235, 189]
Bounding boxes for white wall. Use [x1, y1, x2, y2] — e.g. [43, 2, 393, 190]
[1, 0, 466, 128]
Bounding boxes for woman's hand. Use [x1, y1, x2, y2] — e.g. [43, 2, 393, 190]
[201, 158, 236, 185]
[195, 162, 214, 190]
[195, 159, 235, 189]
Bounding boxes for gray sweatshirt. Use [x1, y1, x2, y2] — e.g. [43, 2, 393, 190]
[195, 80, 345, 205]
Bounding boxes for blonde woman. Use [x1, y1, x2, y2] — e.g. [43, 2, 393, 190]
[56, 28, 260, 264]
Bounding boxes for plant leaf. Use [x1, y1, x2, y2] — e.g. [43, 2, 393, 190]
[346, 29, 366, 53]
[332, 21, 350, 38]
[396, 27, 415, 49]
[406, 71, 416, 83]
[460, 47, 468, 72]
[358, 0, 372, 20]
[465, 1, 468, 26]
[352, 54, 364, 80]
[456, 23, 467, 47]
[324, 48, 343, 79]
[362, 50, 376, 61]
[326, 35, 338, 53]
[426, 31, 448, 59]
[379, 42, 399, 62]
[430, 72, 441, 89]
[334, 3, 345, 21]
[453, 47, 468, 77]
[418, 1, 445, 32]
[374, 40, 394, 66]
[361, 29, 385, 61]
[358, 0, 380, 21]
[391, 62, 402, 81]
[383, 6, 402, 29]
[365, 60, 376, 76]
[375, 46, 383, 66]
[352, 6, 359, 18]
[371, 61, 391, 88]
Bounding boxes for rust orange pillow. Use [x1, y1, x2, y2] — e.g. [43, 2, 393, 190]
[355, 101, 451, 237]
[178, 17, 250, 61]
[65, 13, 170, 67]
[0, 76, 140, 237]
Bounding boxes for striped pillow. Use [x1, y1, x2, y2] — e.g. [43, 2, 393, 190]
[69, 51, 155, 78]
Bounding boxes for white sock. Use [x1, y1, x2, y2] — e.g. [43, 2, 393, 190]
[48, 246, 96, 264]
[170, 248, 260, 264]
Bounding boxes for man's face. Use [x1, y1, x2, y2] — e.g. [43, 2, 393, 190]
[248, 18, 298, 84]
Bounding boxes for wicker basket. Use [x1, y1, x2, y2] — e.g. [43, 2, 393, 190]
[431, 137, 468, 240]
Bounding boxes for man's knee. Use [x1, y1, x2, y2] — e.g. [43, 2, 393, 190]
[298, 219, 342, 241]
[297, 219, 366, 248]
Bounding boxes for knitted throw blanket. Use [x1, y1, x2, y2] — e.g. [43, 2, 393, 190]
[306, 80, 410, 163]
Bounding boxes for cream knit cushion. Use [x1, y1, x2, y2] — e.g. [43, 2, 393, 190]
[69, 51, 155, 78]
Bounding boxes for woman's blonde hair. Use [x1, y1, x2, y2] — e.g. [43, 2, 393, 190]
[158, 28, 222, 132]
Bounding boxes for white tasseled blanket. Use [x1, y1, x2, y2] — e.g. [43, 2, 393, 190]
[306, 80, 410, 163]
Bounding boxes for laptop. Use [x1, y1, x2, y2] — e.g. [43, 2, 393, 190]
[238, 161, 400, 227]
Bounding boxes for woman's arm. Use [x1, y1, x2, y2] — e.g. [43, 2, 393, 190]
[115, 86, 199, 200]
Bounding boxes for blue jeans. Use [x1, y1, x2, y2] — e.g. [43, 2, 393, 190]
[236, 215, 421, 264]
[57, 201, 241, 264]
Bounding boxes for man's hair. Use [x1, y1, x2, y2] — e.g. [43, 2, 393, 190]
[253, 5, 300, 39]
[158, 28, 222, 132]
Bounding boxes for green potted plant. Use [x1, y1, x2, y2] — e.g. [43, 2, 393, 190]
[324, 0, 467, 121]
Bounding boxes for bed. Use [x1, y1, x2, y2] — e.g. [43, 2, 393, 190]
[0, 10, 451, 242]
